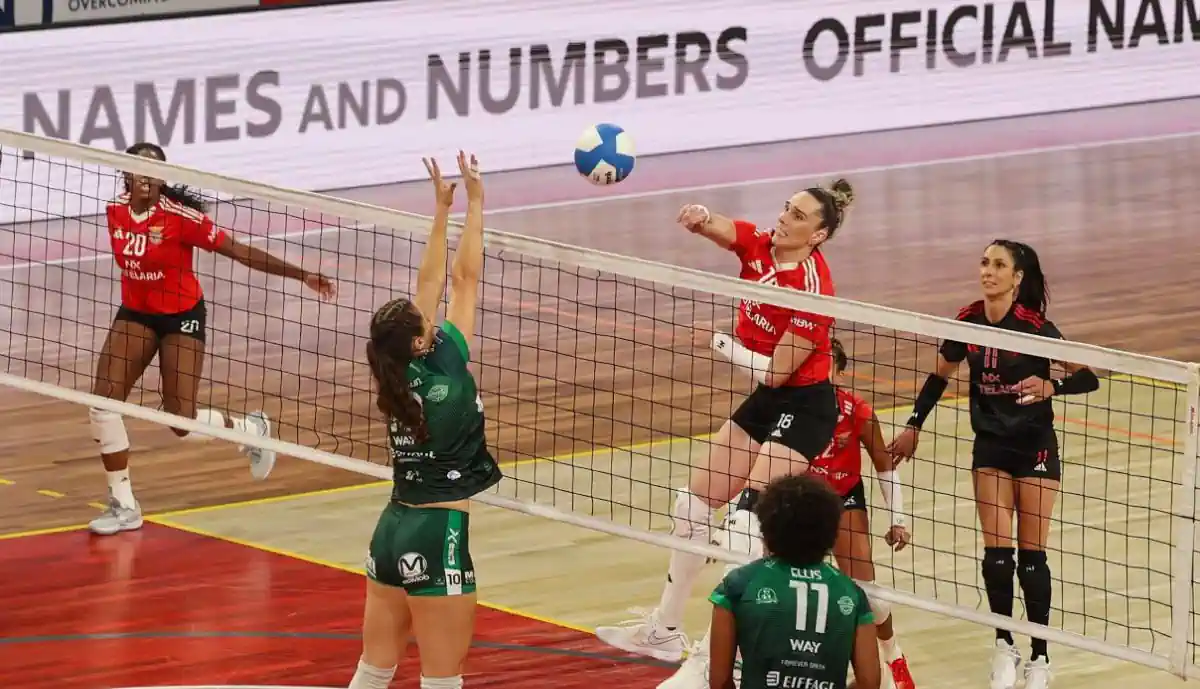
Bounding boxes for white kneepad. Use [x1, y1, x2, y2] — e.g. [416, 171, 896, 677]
[864, 587, 892, 624]
[89, 408, 129, 454]
[671, 488, 713, 542]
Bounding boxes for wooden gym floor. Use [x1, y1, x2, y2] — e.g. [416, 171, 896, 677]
[1, 97, 1200, 688]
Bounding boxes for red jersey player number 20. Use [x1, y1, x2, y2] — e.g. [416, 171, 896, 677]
[107, 193, 228, 316]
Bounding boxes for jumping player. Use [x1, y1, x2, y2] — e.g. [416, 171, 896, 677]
[595, 180, 854, 688]
[808, 338, 915, 689]
[709, 473, 881, 689]
[887, 240, 1098, 689]
[90, 142, 335, 536]
[346, 152, 501, 689]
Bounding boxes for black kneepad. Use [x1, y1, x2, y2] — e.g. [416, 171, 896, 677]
[1017, 549, 1052, 604]
[981, 546, 1016, 585]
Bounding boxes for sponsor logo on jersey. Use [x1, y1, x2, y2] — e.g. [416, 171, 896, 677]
[837, 595, 855, 616]
[755, 587, 778, 604]
[398, 551, 430, 585]
[789, 639, 822, 654]
[427, 384, 449, 403]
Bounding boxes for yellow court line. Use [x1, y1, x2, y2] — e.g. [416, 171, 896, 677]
[148, 516, 593, 635]
[36, 489, 65, 498]
[0, 522, 91, 541]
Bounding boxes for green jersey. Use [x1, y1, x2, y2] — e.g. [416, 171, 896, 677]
[388, 321, 502, 504]
[709, 558, 873, 689]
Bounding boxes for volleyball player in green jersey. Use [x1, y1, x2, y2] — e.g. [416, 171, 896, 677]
[709, 474, 881, 689]
[346, 151, 501, 689]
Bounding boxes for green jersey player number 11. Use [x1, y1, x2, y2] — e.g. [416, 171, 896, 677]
[708, 474, 881, 689]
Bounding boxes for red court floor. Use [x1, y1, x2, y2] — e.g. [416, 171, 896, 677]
[0, 525, 674, 688]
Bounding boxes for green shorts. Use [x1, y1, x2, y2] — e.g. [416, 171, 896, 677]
[365, 502, 476, 596]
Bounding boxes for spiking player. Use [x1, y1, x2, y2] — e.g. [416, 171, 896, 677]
[708, 473, 881, 689]
[804, 338, 915, 689]
[887, 240, 1098, 689]
[595, 180, 855, 689]
[89, 142, 335, 536]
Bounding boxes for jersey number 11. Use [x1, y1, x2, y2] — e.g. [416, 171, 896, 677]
[790, 581, 829, 633]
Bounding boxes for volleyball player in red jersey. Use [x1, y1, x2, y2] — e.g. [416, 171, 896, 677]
[887, 240, 1098, 689]
[88, 142, 336, 537]
[595, 179, 854, 689]
[808, 338, 916, 689]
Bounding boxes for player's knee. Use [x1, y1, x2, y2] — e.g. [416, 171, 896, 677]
[860, 585, 891, 625]
[671, 488, 713, 542]
[1016, 549, 1051, 600]
[981, 546, 1016, 587]
[89, 407, 129, 455]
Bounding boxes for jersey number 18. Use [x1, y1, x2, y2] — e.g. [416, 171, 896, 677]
[790, 581, 830, 633]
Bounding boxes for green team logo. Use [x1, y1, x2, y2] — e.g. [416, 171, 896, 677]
[755, 587, 778, 604]
[837, 595, 855, 616]
[427, 384, 449, 403]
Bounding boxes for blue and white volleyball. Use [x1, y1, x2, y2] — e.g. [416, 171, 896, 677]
[574, 123, 635, 186]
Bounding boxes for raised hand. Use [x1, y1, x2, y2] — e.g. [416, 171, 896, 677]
[457, 150, 483, 202]
[423, 157, 457, 209]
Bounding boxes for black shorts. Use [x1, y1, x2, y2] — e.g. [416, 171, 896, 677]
[972, 431, 1060, 481]
[115, 299, 207, 343]
[730, 382, 838, 461]
[841, 480, 867, 511]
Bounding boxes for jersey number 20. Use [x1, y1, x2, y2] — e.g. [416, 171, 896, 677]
[122, 233, 147, 257]
[790, 581, 830, 633]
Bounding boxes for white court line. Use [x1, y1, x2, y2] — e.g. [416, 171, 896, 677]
[2, 126, 1197, 275]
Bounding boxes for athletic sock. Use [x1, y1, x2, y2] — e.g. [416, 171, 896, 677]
[348, 658, 395, 689]
[106, 468, 136, 509]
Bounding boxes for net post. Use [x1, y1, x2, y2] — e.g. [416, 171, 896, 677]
[1170, 364, 1200, 677]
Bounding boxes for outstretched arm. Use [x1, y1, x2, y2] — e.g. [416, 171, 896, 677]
[413, 157, 457, 319]
[445, 151, 484, 342]
[214, 237, 335, 300]
[678, 204, 738, 250]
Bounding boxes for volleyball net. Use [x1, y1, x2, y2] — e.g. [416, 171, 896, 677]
[1, 130, 1198, 678]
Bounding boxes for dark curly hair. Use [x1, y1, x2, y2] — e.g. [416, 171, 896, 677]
[125, 142, 208, 213]
[755, 474, 843, 567]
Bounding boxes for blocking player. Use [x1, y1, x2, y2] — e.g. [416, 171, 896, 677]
[887, 240, 1099, 689]
[595, 180, 854, 688]
[805, 337, 915, 689]
[709, 473, 881, 689]
[347, 152, 502, 689]
[90, 142, 335, 536]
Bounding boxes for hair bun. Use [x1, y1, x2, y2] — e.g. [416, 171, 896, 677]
[826, 178, 855, 212]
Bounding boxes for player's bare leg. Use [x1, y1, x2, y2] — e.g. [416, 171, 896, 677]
[348, 578, 409, 688]
[88, 319, 159, 535]
[406, 587, 476, 688]
[160, 334, 276, 479]
[1013, 477, 1059, 689]
[974, 468, 1021, 689]
[595, 419, 757, 663]
[835, 509, 915, 689]
[658, 440, 808, 689]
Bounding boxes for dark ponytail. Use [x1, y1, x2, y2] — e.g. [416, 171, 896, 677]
[805, 178, 856, 239]
[992, 239, 1049, 315]
[124, 141, 209, 213]
[367, 298, 429, 444]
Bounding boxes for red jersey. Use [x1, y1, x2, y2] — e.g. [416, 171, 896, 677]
[729, 220, 836, 386]
[106, 194, 228, 314]
[810, 387, 873, 495]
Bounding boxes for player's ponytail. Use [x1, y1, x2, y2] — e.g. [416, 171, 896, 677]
[806, 178, 855, 239]
[124, 141, 209, 213]
[367, 299, 430, 445]
[992, 239, 1049, 315]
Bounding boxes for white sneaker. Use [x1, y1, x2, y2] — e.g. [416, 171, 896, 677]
[595, 608, 689, 663]
[1024, 656, 1052, 689]
[89, 496, 143, 536]
[989, 639, 1021, 689]
[241, 411, 276, 480]
[659, 640, 711, 689]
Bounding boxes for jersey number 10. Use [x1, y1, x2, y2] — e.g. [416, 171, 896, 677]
[790, 581, 830, 633]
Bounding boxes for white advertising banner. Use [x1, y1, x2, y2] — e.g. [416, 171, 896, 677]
[0, 0, 259, 28]
[0, 0, 1198, 223]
